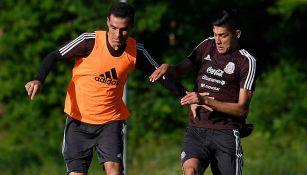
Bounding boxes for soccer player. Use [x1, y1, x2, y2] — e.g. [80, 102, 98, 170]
[25, 2, 185, 175]
[150, 9, 257, 175]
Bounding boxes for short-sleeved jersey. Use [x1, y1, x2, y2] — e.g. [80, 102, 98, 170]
[188, 37, 256, 129]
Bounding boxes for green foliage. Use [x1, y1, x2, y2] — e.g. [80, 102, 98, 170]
[135, 3, 168, 32]
[249, 60, 307, 135]
[244, 60, 307, 174]
[268, 0, 307, 18]
[265, 0, 307, 65]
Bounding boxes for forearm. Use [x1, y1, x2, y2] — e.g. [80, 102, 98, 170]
[205, 97, 249, 118]
[173, 58, 195, 79]
[156, 74, 187, 97]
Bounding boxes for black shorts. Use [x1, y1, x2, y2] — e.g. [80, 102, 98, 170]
[62, 116, 125, 174]
[181, 127, 243, 175]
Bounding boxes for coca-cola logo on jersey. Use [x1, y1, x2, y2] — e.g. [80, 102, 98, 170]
[206, 66, 224, 77]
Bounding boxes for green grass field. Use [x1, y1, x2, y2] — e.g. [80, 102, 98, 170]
[2, 129, 307, 175]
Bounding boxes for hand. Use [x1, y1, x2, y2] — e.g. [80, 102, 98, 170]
[149, 64, 170, 82]
[190, 104, 214, 118]
[181, 92, 212, 105]
[25, 80, 43, 100]
[182, 92, 214, 118]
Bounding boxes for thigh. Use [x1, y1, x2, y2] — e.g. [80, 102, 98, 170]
[96, 120, 125, 165]
[181, 127, 210, 171]
[211, 129, 243, 175]
[62, 116, 96, 174]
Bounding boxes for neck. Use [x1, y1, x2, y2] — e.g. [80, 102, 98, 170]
[106, 33, 126, 57]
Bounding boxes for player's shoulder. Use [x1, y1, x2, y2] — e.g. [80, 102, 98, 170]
[237, 49, 257, 62]
[78, 32, 96, 38]
[232, 49, 257, 70]
[136, 41, 148, 53]
[201, 36, 215, 43]
[195, 37, 215, 48]
[72, 32, 96, 43]
[136, 41, 144, 49]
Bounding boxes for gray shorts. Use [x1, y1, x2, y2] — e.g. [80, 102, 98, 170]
[181, 126, 243, 175]
[62, 116, 125, 174]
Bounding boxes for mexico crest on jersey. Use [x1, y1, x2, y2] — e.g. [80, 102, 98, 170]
[224, 62, 235, 74]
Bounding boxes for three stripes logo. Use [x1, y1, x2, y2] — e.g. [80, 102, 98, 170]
[94, 68, 120, 85]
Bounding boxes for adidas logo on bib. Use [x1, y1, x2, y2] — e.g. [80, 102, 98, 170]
[94, 67, 120, 85]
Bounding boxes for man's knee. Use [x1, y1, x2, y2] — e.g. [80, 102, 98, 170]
[104, 161, 123, 175]
[182, 158, 202, 175]
[183, 166, 198, 175]
[68, 172, 87, 175]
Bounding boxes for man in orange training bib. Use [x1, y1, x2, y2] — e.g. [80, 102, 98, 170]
[25, 2, 186, 175]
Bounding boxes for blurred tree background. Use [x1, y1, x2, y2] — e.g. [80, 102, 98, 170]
[0, 0, 306, 174]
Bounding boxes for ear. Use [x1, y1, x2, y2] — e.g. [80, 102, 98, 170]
[236, 30, 241, 39]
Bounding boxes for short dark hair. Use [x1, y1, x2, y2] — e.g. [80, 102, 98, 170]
[212, 9, 240, 32]
[108, 2, 135, 25]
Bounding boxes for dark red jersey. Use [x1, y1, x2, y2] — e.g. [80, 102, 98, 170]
[188, 37, 256, 129]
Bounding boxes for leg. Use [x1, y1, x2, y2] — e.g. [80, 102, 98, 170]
[181, 127, 211, 175]
[62, 116, 95, 174]
[182, 158, 204, 175]
[211, 151, 242, 175]
[96, 121, 125, 174]
[211, 129, 243, 175]
[104, 161, 123, 175]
